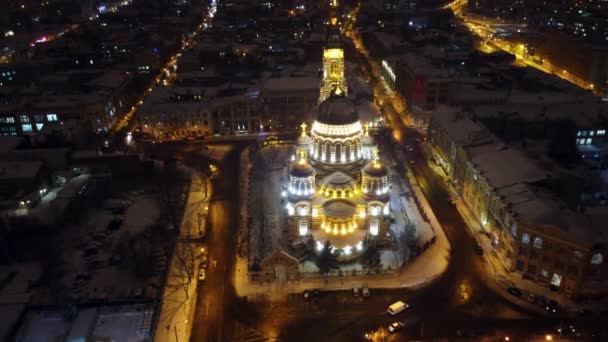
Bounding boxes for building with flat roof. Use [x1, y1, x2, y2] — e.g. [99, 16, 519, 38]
[428, 106, 608, 299]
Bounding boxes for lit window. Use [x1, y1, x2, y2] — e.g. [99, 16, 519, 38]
[370, 219, 379, 236]
[581, 131, 587, 136]
[20, 115, 29, 123]
[577, 131, 581, 136]
[533, 237, 543, 249]
[590, 131, 595, 137]
[297, 205, 309, 216]
[510, 223, 518, 237]
[591, 253, 603, 265]
[540, 269, 549, 278]
[47, 114, 58, 121]
[522, 233, 530, 244]
[586, 138, 592, 144]
[36, 123, 44, 131]
[22, 124, 32, 132]
[298, 219, 308, 236]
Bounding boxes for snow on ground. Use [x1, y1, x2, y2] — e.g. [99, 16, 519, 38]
[59, 192, 161, 302]
[248, 145, 292, 260]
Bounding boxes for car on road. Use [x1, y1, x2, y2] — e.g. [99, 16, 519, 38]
[507, 287, 522, 297]
[474, 243, 483, 255]
[546, 299, 560, 313]
[352, 287, 360, 297]
[388, 322, 405, 333]
[198, 269, 206, 281]
[387, 301, 409, 315]
[362, 287, 370, 297]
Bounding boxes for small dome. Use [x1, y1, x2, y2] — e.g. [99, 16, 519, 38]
[317, 95, 359, 126]
[321, 171, 356, 189]
[296, 134, 313, 146]
[323, 200, 356, 218]
[363, 160, 387, 177]
[290, 160, 315, 177]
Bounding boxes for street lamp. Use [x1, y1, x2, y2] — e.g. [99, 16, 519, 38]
[545, 335, 553, 341]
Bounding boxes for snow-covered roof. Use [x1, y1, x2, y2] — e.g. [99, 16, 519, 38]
[432, 106, 494, 147]
[467, 144, 548, 189]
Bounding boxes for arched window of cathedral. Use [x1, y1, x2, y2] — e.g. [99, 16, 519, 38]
[345, 141, 352, 161]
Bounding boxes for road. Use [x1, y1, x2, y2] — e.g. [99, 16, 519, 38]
[111, 1, 216, 136]
[446, 0, 598, 95]
[190, 145, 241, 342]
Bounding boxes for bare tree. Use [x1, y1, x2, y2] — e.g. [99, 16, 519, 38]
[172, 239, 197, 299]
[155, 161, 189, 230]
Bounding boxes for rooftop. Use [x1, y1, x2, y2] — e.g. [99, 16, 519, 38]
[432, 106, 494, 147]
[467, 144, 548, 189]
[263, 76, 319, 92]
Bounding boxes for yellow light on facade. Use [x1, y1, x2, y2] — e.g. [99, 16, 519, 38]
[324, 48, 343, 59]
[341, 227, 346, 235]
[333, 227, 338, 235]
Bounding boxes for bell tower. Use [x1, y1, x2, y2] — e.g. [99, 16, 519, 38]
[319, 0, 347, 104]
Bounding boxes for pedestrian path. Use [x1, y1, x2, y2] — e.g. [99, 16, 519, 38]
[153, 170, 212, 342]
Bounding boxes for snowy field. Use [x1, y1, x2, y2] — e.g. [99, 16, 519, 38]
[248, 144, 293, 261]
[57, 190, 164, 302]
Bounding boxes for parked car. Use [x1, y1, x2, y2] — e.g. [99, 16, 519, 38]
[303, 289, 320, 300]
[388, 322, 405, 333]
[362, 287, 370, 297]
[352, 287, 360, 297]
[507, 287, 522, 297]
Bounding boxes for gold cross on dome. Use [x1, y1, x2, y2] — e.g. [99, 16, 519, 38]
[364, 123, 370, 136]
[300, 122, 307, 136]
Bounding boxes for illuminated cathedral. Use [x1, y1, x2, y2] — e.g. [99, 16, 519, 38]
[282, 93, 392, 259]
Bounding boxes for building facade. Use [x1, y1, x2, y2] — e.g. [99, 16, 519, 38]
[428, 107, 608, 299]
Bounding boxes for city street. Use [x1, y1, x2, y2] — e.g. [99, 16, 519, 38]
[190, 146, 241, 342]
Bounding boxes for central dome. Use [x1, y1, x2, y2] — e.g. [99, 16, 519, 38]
[316, 95, 359, 126]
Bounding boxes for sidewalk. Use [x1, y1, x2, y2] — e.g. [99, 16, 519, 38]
[419, 142, 589, 316]
[234, 170, 451, 301]
[153, 170, 212, 342]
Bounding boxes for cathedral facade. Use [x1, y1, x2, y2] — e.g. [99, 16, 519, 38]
[283, 93, 391, 260]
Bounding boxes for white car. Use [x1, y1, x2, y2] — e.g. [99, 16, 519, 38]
[388, 321, 405, 333]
